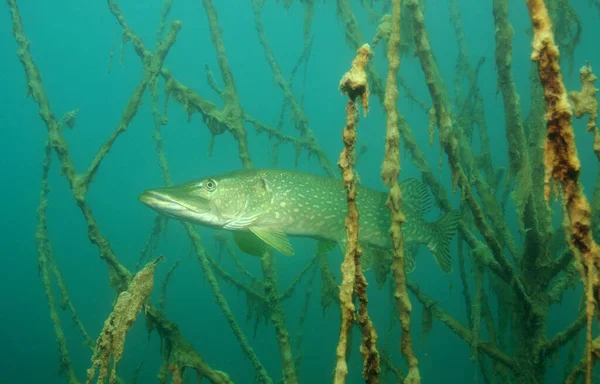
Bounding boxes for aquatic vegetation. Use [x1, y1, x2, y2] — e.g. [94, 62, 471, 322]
[381, 2, 420, 383]
[86, 257, 164, 384]
[5, 0, 600, 383]
[334, 43, 379, 384]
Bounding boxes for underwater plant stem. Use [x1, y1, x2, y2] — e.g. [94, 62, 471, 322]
[525, 2, 600, 383]
[36, 140, 81, 384]
[260, 253, 299, 384]
[149, 78, 172, 187]
[293, 264, 319, 373]
[279, 252, 320, 302]
[156, 0, 173, 44]
[565, 336, 600, 383]
[107, 6, 283, 380]
[407, 281, 514, 370]
[86, 257, 163, 384]
[159, 260, 180, 312]
[457, 232, 473, 328]
[206, 252, 267, 304]
[381, 0, 420, 383]
[334, 98, 360, 384]
[543, 310, 586, 356]
[83, 20, 181, 188]
[201, 0, 252, 169]
[147, 3, 296, 379]
[338, 0, 518, 278]
[9, 1, 235, 381]
[187, 225, 274, 384]
[335, 43, 380, 384]
[336, 0, 386, 103]
[406, 0, 531, 311]
[493, 1, 558, 310]
[448, 0, 495, 185]
[492, 0, 536, 236]
[7, 0, 131, 291]
[251, 0, 334, 177]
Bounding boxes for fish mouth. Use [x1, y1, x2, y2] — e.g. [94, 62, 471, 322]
[139, 189, 207, 215]
[139, 190, 175, 206]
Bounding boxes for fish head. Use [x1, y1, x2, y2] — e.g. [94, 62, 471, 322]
[139, 171, 272, 229]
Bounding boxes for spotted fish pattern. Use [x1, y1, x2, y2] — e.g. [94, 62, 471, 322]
[139, 168, 460, 273]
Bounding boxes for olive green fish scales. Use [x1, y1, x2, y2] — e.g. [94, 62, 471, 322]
[139, 169, 460, 273]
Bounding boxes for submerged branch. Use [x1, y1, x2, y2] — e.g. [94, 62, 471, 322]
[406, 0, 531, 311]
[526, 2, 600, 382]
[334, 43, 379, 384]
[381, 0, 420, 382]
[407, 281, 514, 370]
[544, 309, 587, 356]
[7, 1, 236, 382]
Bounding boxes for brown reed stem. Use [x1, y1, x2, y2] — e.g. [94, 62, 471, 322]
[336, 0, 516, 283]
[381, 0, 419, 383]
[525, 2, 600, 383]
[86, 257, 163, 384]
[334, 43, 379, 384]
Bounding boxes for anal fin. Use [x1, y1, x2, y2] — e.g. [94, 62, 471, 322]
[337, 239, 372, 272]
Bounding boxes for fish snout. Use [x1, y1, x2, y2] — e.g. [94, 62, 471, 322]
[138, 190, 166, 206]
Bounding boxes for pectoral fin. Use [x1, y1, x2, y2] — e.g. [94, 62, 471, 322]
[249, 226, 295, 256]
[232, 231, 268, 257]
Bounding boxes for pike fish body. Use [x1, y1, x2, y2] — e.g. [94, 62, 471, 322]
[139, 169, 460, 273]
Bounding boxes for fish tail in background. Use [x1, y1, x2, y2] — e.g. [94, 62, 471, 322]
[404, 244, 419, 273]
[337, 240, 374, 272]
[427, 210, 461, 274]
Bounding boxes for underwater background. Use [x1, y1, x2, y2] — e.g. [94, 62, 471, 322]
[1, 0, 600, 383]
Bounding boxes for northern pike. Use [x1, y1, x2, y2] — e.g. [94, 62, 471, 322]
[139, 168, 460, 273]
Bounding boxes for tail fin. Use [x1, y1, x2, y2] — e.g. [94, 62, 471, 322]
[427, 210, 461, 273]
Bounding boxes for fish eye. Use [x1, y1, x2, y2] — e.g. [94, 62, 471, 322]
[204, 179, 217, 192]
